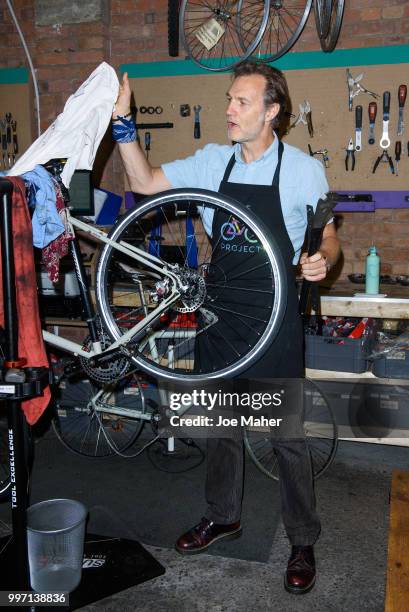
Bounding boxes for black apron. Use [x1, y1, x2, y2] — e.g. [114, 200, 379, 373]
[195, 140, 304, 378]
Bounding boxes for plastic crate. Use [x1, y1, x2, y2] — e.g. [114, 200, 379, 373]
[372, 348, 409, 379]
[305, 334, 373, 373]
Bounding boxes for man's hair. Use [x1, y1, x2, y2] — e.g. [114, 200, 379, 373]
[232, 60, 290, 130]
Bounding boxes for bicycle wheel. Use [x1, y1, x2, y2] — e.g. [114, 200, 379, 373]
[180, 0, 270, 72]
[318, 0, 344, 52]
[96, 188, 287, 382]
[244, 378, 338, 480]
[52, 371, 146, 457]
[251, 0, 312, 63]
[314, 0, 332, 39]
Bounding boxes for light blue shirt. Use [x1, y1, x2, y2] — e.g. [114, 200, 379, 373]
[162, 136, 329, 264]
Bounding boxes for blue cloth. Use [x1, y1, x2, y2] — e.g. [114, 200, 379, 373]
[22, 165, 65, 248]
[162, 136, 329, 264]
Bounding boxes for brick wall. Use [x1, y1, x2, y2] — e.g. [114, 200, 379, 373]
[1, 0, 409, 277]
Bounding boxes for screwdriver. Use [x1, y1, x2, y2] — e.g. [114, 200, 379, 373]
[397, 84, 407, 136]
[395, 141, 401, 176]
[144, 131, 151, 160]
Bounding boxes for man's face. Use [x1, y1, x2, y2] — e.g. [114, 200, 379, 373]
[226, 74, 279, 143]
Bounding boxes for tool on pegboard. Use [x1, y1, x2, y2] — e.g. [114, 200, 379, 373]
[144, 131, 151, 160]
[308, 144, 329, 168]
[355, 105, 363, 152]
[345, 138, 355, 171]
[193, 105, 202, 139]
[395, 141, 401, 176]
[346, 68, 379, 111]
[368, 102, 377, 145]
[379, 91, 391, 149]
[397, 84, 407, 136]
[291, 100, 313, 137]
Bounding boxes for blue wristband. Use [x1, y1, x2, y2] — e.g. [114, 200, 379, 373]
[112, 115, 137, 143]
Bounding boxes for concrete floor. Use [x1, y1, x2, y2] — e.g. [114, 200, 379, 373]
[76, 439, 404, 612]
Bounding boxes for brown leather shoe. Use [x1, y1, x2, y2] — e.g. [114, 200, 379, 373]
[284, 545, 316, 594]
[175, 517, 242, 555]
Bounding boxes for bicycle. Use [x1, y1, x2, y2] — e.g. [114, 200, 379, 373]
[1, 177, 337, 495]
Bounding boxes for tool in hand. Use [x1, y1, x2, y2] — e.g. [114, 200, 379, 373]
[368, 102, 377, 144]
[299, 194, 338, 315]
[308, 144, 329, 168]
[380, 91, 391, 149]
[345, 138, 355, 171]
[355, 105, 363, 151]
[372, 149, 394, 174]
[346, 68, 380, 111]
[144, 131, 151, 160]
[395, 140, 401, 176]
[291, 100, 313, 137]
[193, 105, 201, 139]
[397, 84, 407, 136]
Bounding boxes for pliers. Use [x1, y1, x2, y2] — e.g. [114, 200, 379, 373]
[345, 138, 355, 171]
[372, 149, 395, 174]
[291, 100, 314, 137]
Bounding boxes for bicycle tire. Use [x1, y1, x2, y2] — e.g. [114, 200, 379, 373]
[251, 0, 312, 63]
[168, 0, 181, 57]
[96, 188, 287, 382]
[318, 0, 344, 52]
[180, 0, 270, 72]
[314, 0, 332, 39]
[244, 378, 338, 480]
[52, 372, 146, 457]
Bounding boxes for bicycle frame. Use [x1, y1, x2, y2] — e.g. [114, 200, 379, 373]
[42, 209, 182, 360]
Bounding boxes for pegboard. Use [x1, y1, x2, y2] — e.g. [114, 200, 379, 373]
[0, 81, 32, 172]
[128, 62, 409, 191]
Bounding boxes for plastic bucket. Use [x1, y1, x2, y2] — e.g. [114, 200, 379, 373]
[27, 498, 87, 593]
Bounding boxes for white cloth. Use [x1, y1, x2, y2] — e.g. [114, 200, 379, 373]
[9, 62, 119, 187]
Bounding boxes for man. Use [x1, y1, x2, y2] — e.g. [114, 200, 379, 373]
[112, 61, 341, 594]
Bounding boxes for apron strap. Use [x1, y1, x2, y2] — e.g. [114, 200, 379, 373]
[272, 140, 284, 186]
[220, 153, 236, 184]
[221, 140, 284, 187]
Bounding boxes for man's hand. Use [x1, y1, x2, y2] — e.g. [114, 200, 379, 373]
[113, 72, 132, 119]
[300, 251, 329, 282]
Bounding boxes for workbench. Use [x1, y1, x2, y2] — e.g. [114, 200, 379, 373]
[307, 281, 409, 447]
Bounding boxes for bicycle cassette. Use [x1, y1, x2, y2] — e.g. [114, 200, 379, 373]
[79, 324, 130, 384]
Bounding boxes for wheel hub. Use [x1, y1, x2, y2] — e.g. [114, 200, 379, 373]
[174, 269, 207, 313]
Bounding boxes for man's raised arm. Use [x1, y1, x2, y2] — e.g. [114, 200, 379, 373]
[113, 73, 171, 195]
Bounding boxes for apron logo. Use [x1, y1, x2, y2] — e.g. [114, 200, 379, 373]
[220, 218, 258, 244]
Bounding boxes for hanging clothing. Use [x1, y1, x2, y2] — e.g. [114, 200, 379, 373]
[0, 177, 51, 425]
[41, 179, 74, 282]
[8, 62, 119, 188]
[23, 165, 65, 248]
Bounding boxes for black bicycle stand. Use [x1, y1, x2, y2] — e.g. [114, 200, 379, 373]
[0, 178, 165, 610]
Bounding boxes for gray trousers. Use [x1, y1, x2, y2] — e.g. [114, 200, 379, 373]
[205, 437, 321, 546]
